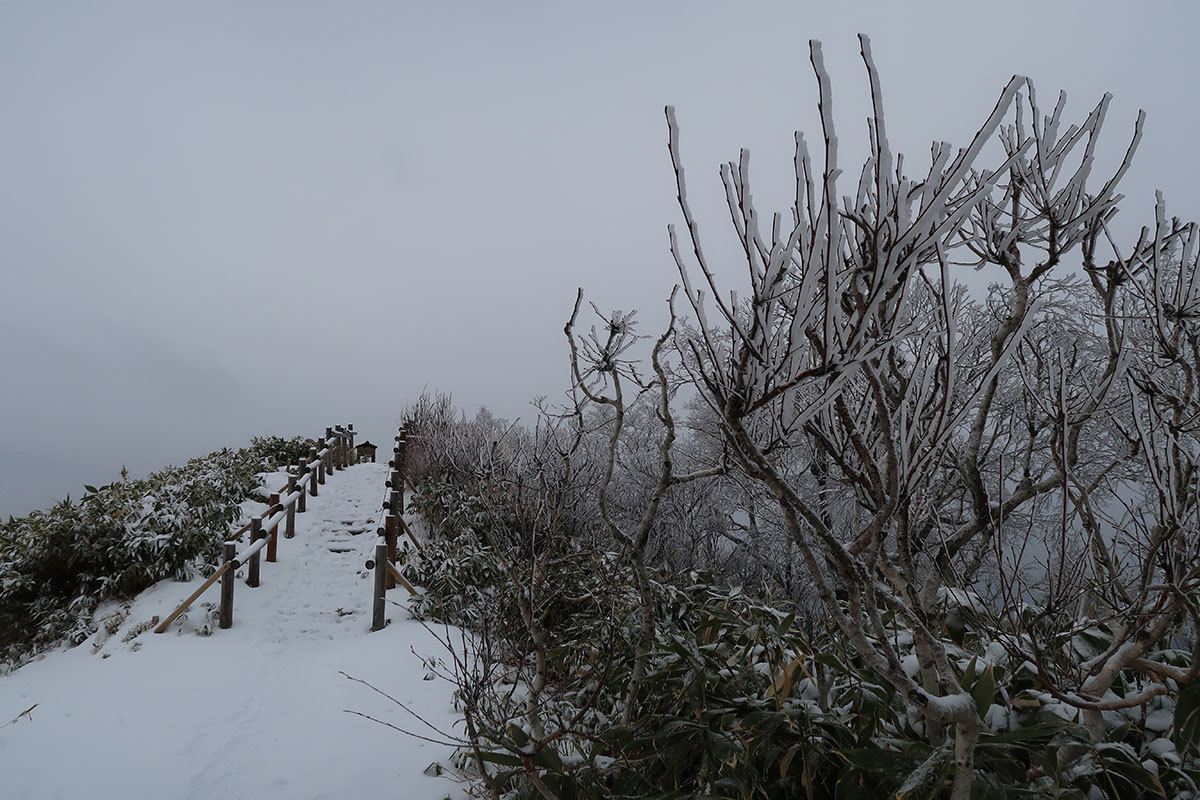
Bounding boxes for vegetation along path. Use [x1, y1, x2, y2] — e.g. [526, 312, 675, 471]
[0, 462, 462, 800]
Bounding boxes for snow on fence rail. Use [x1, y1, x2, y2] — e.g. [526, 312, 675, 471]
[366, 426, 421, 632]
[154, 424, 358, 634]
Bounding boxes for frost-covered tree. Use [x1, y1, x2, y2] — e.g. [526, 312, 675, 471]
[664, 33, 1197, 798]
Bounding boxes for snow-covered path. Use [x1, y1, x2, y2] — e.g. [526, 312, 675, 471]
[0, 463, 464, 800]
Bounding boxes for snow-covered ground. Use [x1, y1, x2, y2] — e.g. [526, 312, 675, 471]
[0, 462, 466, 800]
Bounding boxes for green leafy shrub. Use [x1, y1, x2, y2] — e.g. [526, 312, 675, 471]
[409, 477, 864, 798]
[408, 476, 1200, 799]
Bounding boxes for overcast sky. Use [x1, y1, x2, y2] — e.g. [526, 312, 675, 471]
[2, 1, 1197, 518]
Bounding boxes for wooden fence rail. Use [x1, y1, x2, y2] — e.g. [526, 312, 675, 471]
[154, 424, 356, 634]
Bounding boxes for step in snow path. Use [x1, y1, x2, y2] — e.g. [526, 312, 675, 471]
[0, 463, 466, 800]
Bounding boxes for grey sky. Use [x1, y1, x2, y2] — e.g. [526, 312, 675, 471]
[2, 1, 1197, 518]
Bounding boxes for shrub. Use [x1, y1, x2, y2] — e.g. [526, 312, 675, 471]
[408, 471, 1200, 799]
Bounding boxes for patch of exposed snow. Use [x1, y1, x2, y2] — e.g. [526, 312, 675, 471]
[1144, 706, 1174, 733]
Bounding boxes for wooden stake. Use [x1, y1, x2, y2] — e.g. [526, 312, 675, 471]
[266, 494, 280, 562]
[390, 473, 403, 510]
[325, 427, 335, 473]
[285, 476, 297, 538]
[247, 518, 262, 587]
[219, 541, 236, 628]
[397, 435, 406, 508]
[384, 516, 398, 590]
[372, 541, 387, 632]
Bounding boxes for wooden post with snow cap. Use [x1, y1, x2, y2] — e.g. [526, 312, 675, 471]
[266, 494, 280, 562]
[371, 541, 387, 632]
[219, 541, 236, 628]
[308, 448, 319, 497]
[396, 430, 407, 510]
[285, 475, 297, 538]
[389, 489, 403, 536]
[321, 428, 331, 483]
[387, 470, 403, 515]
[392, 443, 402, 507]
[247, 518, 263, 588]
[383, 517, 398, 590]
[347, 424, 355, 465]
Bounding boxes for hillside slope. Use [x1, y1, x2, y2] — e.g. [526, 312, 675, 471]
[0, 462, 464, 800]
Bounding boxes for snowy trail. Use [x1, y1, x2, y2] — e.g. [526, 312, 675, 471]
[0, 463, 465, 800]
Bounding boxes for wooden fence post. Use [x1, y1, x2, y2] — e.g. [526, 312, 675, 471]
[348, 424, 355, 465]
[219, 541, 236, 629]
[397, 431, 406, 509]
[322, 428, 331, 480]
[384, 516, 398, 590]
[393, 443, 402, 498]
[285, 475, 297, 537]
[297, 466, 308, 512]
[248, 518, 263, 588]
[390, 487, 403, 522]
[372, 541, 387, 632]
[266, 494, 280, 562]
[308, 449, 319, 497]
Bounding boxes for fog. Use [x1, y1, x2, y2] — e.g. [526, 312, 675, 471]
[2, 1, 1197, 517]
